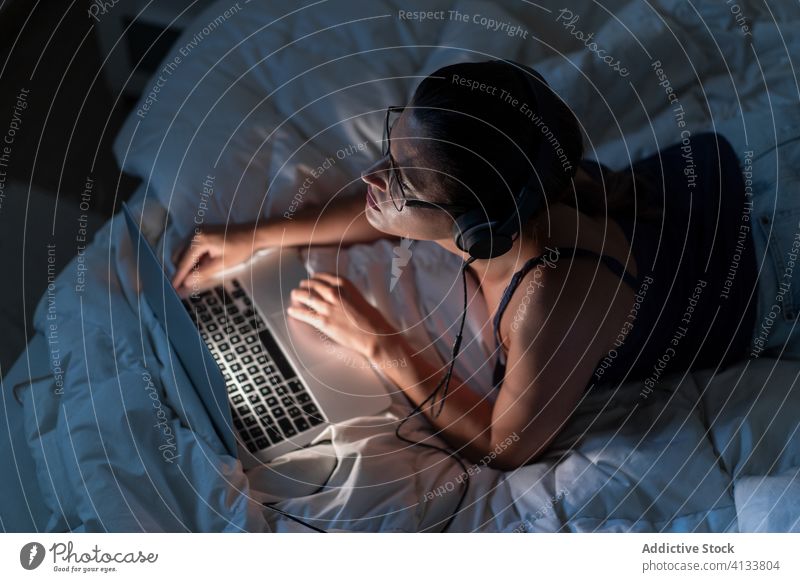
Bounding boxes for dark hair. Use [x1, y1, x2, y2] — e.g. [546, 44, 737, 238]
[409, 60, 662, 225]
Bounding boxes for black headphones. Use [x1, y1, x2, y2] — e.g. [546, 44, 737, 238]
[452, 61, 564, 260]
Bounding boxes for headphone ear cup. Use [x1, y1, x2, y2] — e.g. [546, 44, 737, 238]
[453, 209, 481, 252]
[453, 210, 514, 260]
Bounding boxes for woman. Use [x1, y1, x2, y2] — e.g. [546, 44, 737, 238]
[172, 60, 762, 470]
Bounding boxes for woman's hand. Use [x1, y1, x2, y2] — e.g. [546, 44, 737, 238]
[286, 273, 396, 360]
[171, 223, 260, 291]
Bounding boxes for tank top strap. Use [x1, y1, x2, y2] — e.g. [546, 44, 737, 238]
[490, 246, 638, 390]
[491, 254, 549, 355]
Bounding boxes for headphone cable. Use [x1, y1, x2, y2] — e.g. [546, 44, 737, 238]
[394, 255, 476, 532]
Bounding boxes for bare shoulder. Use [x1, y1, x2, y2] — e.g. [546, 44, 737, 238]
[498, 249, 625, 360]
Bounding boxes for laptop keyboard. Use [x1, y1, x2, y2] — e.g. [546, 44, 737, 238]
[181, 279, 326, 453]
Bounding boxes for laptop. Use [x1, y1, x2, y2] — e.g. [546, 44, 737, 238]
[122, 202, 392, 468]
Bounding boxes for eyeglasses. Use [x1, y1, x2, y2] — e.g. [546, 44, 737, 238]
[381, 105, 471, 214]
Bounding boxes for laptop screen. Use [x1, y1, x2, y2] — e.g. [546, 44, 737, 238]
[122, 203, 238, 457]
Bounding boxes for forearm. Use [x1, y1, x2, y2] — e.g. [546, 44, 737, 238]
[371, 335, 494, 462]
[255, 191, 398, 249]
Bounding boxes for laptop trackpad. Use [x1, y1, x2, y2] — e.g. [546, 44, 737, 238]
[265, 310, 335, 371]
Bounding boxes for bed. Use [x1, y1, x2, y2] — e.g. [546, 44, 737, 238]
[4, 0, 800, 532]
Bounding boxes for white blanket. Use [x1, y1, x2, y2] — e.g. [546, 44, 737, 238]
[22, 0, 800, 531]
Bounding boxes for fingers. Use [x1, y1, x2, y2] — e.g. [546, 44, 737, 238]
[172, 238, 208, 289]
[290, 286, 331, 315]
[298, 277, 341, 303]
[175, 254, 223, 291]
[286, 303, 326, 329]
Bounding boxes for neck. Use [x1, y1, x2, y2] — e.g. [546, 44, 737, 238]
[435, 203, 560, 286]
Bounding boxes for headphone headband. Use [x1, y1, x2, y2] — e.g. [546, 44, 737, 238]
[453, 60, 566, 259]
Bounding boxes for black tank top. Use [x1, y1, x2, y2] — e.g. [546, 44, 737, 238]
[491, 132, 758, 392]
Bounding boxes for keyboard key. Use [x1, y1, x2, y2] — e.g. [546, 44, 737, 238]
[223, 372, 232, 382]
[266, 426, 283, 443]
[257, 329, 297, 379]
[231, 362, 242, 372]
[212, 333, 224, 342]
[236, 373, 247, 383]
[278, 417, 297, 437]
[232, 394, 244, 405]
[233, 315, 245, 324]
[230, 336, 241, 345]
[242, 383, 254, 394]
[266, 396, 278, 407]
[272, 407, 286, 419]
[200, 313, 213, 323]
[219, 343, 230, 352]
[302, 403, 322, 418]
[256, 437, 269, 450]
[297, 393, 311, 404]
[288, 379, 304, 394]
[308, 414, 324, 426]
[250, 426, 264, 438]
[245, 335, 257, 345]
[270, 376, 281, 386]
[233, 418, 243, 430]
[282, 396, 294, 407]
[237, 405, 249, 416]
[259, 387, 272, 397]
[232, 287, 246, 299]
[242, 355, 253, 364]
[224, 353, 235, 362]
[235, 345, 247, 355]
[238, 325, 250, 335]
[287, 406, 301, 418]
[254, 404, 267, 415]
[247, 365, 259, 375]
[211, 306, 223, 315]
[294, 417, 310, 432]
[248, 394, 260, 404]
[276, 385, 288, 396]
[254, 376, 266, 386]
[215, 286, 231, 305]
[206, 322, 218, 332]
[246, 441, 258, 453]
[244, 415, 258, 427]
[256, 355, 267, 364]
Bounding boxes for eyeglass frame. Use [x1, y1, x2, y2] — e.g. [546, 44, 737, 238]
[382, 105, 472, 214]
